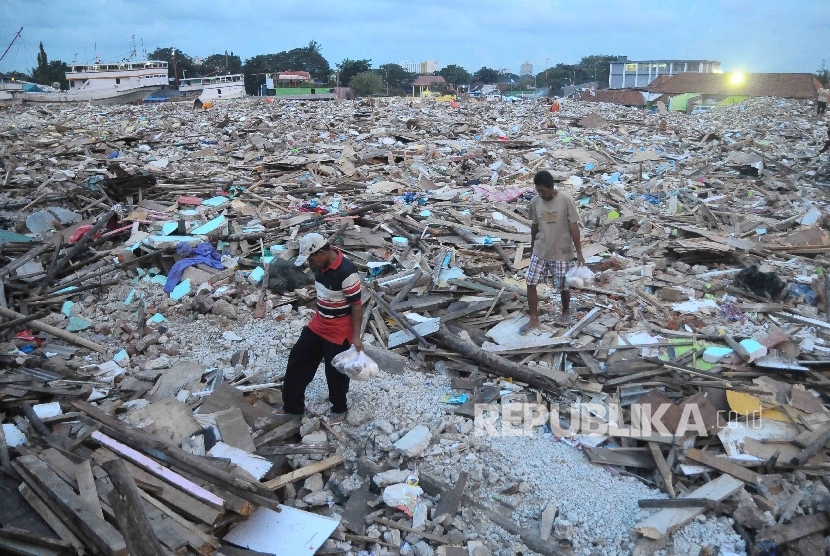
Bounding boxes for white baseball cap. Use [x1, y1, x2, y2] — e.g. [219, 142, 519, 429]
[294, 233, 327, 266]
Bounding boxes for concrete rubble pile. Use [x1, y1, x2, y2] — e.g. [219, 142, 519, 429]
[0, 94, 830, 556]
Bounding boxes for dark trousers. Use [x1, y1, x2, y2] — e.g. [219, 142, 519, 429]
[819, 101, 827, 115]
[282, 326, 351, 415]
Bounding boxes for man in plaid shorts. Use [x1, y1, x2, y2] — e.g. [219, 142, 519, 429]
[520, 170, 584, 334]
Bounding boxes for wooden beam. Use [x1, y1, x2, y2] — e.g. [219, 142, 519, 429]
[633, 475, 744, 540]
[371, 516, 449, 544]
[14, 455, 127, 556]
[649, 442, 676, 498]
[17, 483, 85, 554]
[102, 458, 166, 556]
[264, 454, 344, 490]
[76, 460, 105, 521]
[91, 431, 225, 510]
[685, 448, 758, 484]
[757, 512, 830, 547]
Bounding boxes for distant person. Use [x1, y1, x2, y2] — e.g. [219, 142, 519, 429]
[818, 86, 828, 116]
[193, 98, 203, 110]
[520, 170, 584, 335]
[818, 128, 830, 155]
[550, 97, 560, 112]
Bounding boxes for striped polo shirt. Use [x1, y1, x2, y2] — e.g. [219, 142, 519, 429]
[307, 248, 362, 344]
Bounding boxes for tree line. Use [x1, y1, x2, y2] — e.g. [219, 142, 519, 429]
[7, 42, 829, 95]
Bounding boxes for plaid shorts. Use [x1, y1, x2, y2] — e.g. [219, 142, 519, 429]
[525, 256, 575, 291]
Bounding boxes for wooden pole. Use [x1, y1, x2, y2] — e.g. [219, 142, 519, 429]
[0, 307, 107, 353]
[434, 326, 572, 390]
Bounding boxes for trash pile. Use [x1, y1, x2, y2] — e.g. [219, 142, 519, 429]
[1, 94, 830, 556]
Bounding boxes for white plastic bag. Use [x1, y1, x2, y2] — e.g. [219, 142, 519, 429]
[565, 265, 595, 288]
[332, 346, 379, 381]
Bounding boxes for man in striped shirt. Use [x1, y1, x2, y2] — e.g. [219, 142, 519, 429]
[279, 233, 364, 424]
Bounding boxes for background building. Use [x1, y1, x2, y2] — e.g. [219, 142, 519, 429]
[402, 60, 438, 75]
[609, 56, 721, 89]
[520, 62, 533, 76]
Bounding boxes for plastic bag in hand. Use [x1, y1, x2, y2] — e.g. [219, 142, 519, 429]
[332, 346, 379, 381]
[565, 265, 595, 288]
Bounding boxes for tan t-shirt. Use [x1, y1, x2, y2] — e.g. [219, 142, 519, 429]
[819, 88, 829, 102]
[529, 191, 579, 261]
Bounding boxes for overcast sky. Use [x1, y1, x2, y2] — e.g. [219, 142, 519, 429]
[2, 0, 828, 77]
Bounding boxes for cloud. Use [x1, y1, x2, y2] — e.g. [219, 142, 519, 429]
[0, 0, 825, 74]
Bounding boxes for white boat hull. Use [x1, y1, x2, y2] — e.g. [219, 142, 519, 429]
[17, 85, 161, 105]
[198, 83, 245, 102]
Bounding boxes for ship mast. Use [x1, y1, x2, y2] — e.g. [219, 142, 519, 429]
[0, 27, 23, 66]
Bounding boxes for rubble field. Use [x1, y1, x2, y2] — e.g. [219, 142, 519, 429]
[0, 95, 830, 556]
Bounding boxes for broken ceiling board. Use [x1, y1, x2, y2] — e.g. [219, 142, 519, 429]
[125, 397, 201, 445]
[718, 420, 800, 462]
[223, 505, 339, 554]
[632, 475, 743, 540]
[90, 431, 226, 510]
[387, 317, 440, 348]
[207, 442, 272, 482]
[146, 361, 204, 403]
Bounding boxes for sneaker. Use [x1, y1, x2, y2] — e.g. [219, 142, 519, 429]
[328, 411, 347, 425]
[273, 406, 302, 417]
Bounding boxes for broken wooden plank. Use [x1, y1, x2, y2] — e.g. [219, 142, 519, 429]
[649, 442, 676, 498]
[14, 455, 127, 556]
[76, 460, 105, 521]
[632, 474, 743, 540]
[685, 448, 758, 484]
[341, 481, 372, 536]
[102, 458, 166, 556]
[433, 471, 468, 525]
[17, 483, 85, 554]
[253, 418, 302, 448]
[371, 516, 449, 544]
[263, 454, 344, 490]
[0, 307, 107, 353]
[757, 512, 830, 547]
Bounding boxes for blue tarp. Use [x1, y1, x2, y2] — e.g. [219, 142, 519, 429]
[163, 242, 224, 293]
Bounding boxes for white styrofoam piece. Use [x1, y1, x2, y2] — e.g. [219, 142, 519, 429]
[32, 402, 63, 419]
[223, 505, 340, 553]
[2, 423, 26, 447]
[717, 420, 799, 462]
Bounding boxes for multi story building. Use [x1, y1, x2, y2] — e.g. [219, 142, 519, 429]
[520, 62, 533, 76]
[401, 60, 438, 75]
[609, 56, 721, 89]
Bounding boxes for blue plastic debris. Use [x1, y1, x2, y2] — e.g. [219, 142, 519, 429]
[788, 283, 816, 305]
[149, 313, 166, 323]
[66, 316, 92, 332]
[125, 289, 137, 305]
[107, 151, 119, 159]
[641, 194, 660, 205]
[604, 172, 621, 183]
[190, 215, 226, 235]
[61, 300, 74, 317]
[170, 279, 191, 301]
[584, 163, 595, 171]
